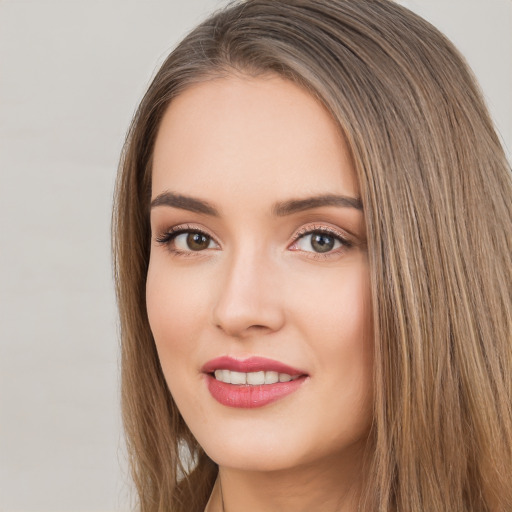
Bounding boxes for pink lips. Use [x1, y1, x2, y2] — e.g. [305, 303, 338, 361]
[202, 356, 308, 408]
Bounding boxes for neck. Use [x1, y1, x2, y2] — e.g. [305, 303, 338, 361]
[208, 448, 367, 512]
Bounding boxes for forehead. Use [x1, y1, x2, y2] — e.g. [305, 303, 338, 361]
[151, 74, 358, 205]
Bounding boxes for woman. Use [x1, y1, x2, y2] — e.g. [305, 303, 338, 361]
[112, 0, 512, 510]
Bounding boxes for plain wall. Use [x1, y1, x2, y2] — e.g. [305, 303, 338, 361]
[0, 1, 510, 511]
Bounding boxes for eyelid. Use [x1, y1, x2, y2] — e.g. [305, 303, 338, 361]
[154, 223, 220, 248]
[288, 223, 353, 257]
[154, 222, 355, 258]
[290, 223, 352, 244]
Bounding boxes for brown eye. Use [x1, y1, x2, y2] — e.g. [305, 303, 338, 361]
[156, 227, 220, 254]
[155, 229, 218, 253]
[186, 232, 211, 251]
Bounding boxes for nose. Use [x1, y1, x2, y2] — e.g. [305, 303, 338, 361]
[212, 249, 285, 339]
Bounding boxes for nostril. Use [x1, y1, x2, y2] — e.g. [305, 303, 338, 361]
[214, 322, 274, 337]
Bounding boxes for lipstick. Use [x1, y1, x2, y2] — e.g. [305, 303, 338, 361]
[202, 356, 308, 408]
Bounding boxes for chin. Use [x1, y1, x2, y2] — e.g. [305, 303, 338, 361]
[195, 421, 370, 474]
[206, 445, 305, 473]
[193, 426, 306, 472]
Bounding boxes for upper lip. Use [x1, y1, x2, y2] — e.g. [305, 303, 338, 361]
[201, 356, 307, 376]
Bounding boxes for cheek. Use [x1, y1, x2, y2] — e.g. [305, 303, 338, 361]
[146, 259, 210, 363]
[145, 261, 211, 427]
[291, 260, 373, 415]
[293, 259, 372, 353]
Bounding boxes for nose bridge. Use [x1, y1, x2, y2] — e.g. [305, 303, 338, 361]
[212, 242, 284, 337]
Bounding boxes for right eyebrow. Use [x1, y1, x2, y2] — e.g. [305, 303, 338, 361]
[150, 191, 219, 216]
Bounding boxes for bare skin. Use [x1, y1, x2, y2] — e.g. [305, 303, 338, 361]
[205, 446, 368, 512]
[148, 75, 374, 512]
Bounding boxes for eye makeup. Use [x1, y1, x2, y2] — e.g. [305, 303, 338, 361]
[154, 223, 219, 257]
[154, 221, 356, 260]
[288, 226, 354, 262]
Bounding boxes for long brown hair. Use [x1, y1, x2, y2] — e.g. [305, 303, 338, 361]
[112, 1, 512, 510]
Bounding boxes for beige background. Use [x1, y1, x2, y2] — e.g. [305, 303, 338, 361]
[0, 1, 510, 510]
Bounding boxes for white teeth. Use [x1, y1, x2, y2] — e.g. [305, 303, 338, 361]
[265, 371, 279, 384]
[247, 371, 265, 385]
[214, 369, 225, 381]
[213, 370, 298, 385]
[230, 371, 247, 385]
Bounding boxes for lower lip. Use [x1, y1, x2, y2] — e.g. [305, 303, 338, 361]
[205, 374, 307, 408]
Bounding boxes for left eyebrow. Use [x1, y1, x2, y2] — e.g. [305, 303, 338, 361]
[272, 194, 363, 216]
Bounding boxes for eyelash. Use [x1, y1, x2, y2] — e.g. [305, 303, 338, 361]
[155, 223, 353, 259]
[155, 224, 215, 258]
[290, 224, 353, 260]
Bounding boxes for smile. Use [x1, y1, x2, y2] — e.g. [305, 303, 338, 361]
[213, 370, 300, 385]
[202, 356, 308, 408]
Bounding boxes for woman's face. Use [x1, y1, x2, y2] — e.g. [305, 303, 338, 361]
[147, 75, 373, 473]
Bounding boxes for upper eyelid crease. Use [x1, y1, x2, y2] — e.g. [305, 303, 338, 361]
[155, 224, 216, 243]
[155, 224, 352, 253]
[295, 224, 348, 237]
[293, 226, 352, 246]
